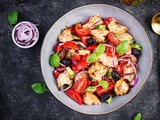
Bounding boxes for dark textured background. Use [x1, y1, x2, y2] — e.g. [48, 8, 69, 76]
[0, 0, 160, 120]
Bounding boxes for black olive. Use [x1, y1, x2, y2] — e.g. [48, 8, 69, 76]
[87, 38, 96, 45]
[61, 58, 71, 66]
[100, 93, 110, 101]
[111, 70, 121, 81]
[132, 48, 141, 56]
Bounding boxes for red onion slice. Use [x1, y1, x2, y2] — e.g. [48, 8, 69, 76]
[14, 22, 38, 46]
[56, 66, 66, 72]
[77, 41, 86, 48]
[130, 77, 139, 88]
[122, 72, 135, 76]
[118, 58, 137, 78]
[112, 46, 116, 67]
[119, 54, 137, 63]
[103, 44, 113, 48]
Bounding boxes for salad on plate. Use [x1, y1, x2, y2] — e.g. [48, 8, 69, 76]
[49, 15, 142, 105]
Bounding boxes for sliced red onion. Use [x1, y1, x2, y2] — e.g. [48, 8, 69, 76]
[14, 22, 38, 46]
[77, 41, 86, 48]
[112, 46, 116, 67]
[91, 19, 101, 29]
[119, 54, 137, 63]
[118, 58, 138, 78]
[56, 66, 66, 72]
[103, 44, 113, 48]
[130, 77, 139, 88]
[74, 70, 88, 82]
[122, 72, 135, 76]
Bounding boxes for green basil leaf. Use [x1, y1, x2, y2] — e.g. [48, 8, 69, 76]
[99, 80, 109, 89]
[8, 10, 18, 25]
[49, 53, 60, 67]
[87, 53, 99, 63]
[134, 113, 142, 120]
[85, 86, 97, 92]
[116, 40, 129, 56]
[31, 83, 48, 94]
[96, 44, 106, 55]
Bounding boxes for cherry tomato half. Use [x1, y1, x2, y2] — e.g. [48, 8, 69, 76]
[66, 89, 82, 105]
[80, 36, 90, 45]
[63, 41, 79, 50]
[75, 24, 90, 37]
[73, 78, 88, 93]
[71, 54, 81, 62]
[105, 17, 114, 27]
[116, 64, 123, 74]
[87, 45, 97, 51]
[72, 60, 88, 72]
[107, 32, 120, 45]
[53, 71, 60, 79]
[82, 54, 88, 61]
[56, 45, 63, 53]
[96, 83, 115, 96]
[106, 47, 114, 56]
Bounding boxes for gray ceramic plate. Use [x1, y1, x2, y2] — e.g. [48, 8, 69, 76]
[41, 4, 153, 115]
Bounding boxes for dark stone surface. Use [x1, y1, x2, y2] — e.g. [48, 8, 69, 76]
[0, 0, 160, 120]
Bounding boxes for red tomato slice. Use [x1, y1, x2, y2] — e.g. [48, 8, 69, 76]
[82, 54, 88, 61]
[80, 36, 90, 45]
[72, 60, 88, 72]
[87, 79, 92, 86]
[105, 17, 114, 26]
[73, 78, 88, 93]
[66, 89, 82, 105]
[53, 71, 60, 79]
[56, 45, 63, 53]
[63, 41, 79, 50]
[76, 60, 88, 71]
[71, 54, 81, 62]
[87, 45, 97, 51]
[75, 24, 90, 37]
[96, 78, 115, 96]
[70, 26, 75, 34]
[116, 64, 123, 74]
[106, 47, 114, 56]
[92, 81, 99, 86]
[107, 32, 120, 45]
[96, 83, 115, 96]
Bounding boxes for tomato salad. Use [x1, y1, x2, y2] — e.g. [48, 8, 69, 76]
[49, 15, 142, 105]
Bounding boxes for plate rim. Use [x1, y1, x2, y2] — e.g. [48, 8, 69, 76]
[40, 4, 153, 115]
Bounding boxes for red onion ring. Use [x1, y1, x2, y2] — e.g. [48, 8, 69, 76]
[130, 77, 139, 88]
[118, 58, 138, 78]
[56, 66, 66, 72]
[103, 44, 113, 48]
[14, 22, 38, 46]
[122, 72, 135, 76]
